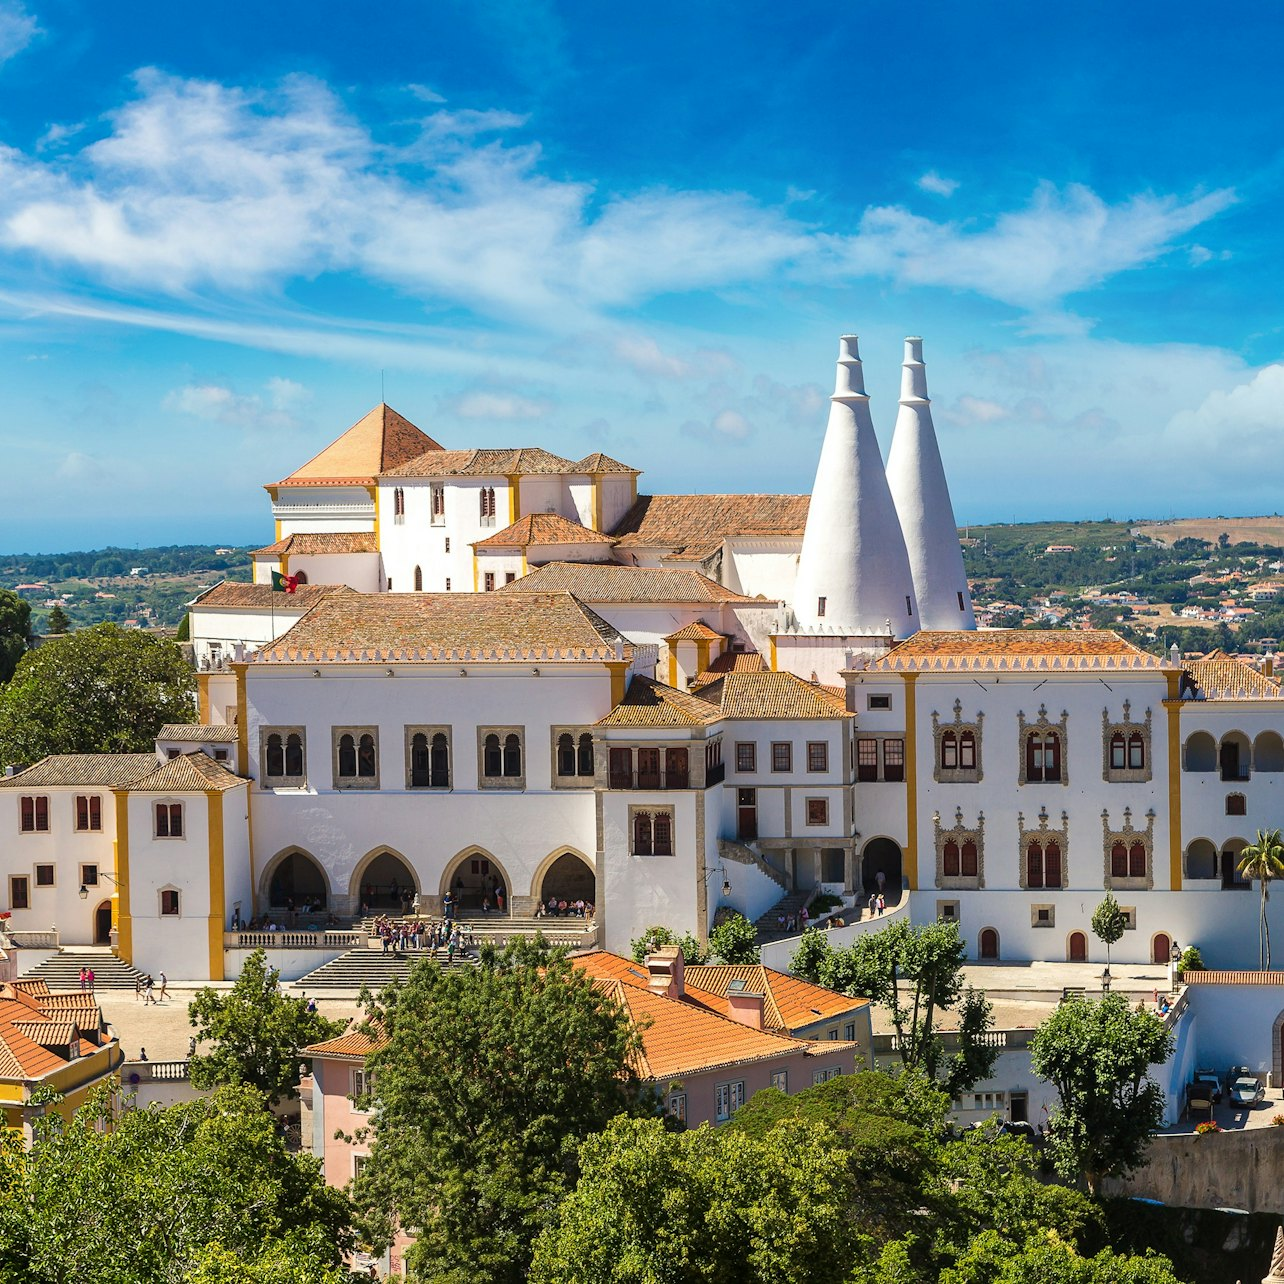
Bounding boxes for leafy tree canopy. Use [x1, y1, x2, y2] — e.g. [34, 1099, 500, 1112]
[0, 587, 31, 684]
[1091, 894, 1128, 963]
[188, 949, 343, 1107]
[44, 604, 71, 635]
[707, 911, 760, 964]
[352, 937, 650, 1284]
[0, 1083, 356, 1284]
[629, 923, 708, 964]
[0, 623, 194, 763]
[792, 920, 998, 1095]
[1238, 828, 1284, 969]
[1030, 994, 1173, 1195]
[939, 1230, 1184, 1284]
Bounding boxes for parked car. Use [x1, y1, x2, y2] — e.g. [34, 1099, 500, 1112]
[1226, 1065, 1252, 1092]
[1229, 1074, 1265, 1109]
[1192, 1068, 1223, 1104]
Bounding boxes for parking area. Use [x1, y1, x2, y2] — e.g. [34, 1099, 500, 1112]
[1162, 1086, 1284, 1134]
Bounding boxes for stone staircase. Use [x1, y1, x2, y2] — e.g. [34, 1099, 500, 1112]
[753, 890, 817, 942]
[24, 948, 146, 992]
[358, 914, 595, 946]
[718, 838, 790, 893]
[295, 947, 476, 992]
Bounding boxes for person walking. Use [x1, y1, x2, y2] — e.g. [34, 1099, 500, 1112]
[144, 974, 155, 1005]
[158, 972, 168, 1003]
[135, 974, 143, 1002]
[79, 966, 87, 992]
[875, 869, 887, 896]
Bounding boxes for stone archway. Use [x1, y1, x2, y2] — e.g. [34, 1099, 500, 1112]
[861, 837, 903, 903]
[1068, 930, 1087, 962]
[263, 849, 331, 910]
[1152, 932, 1173, 965]
[351, 849, 419, 914]
[536, 850, 596, 911]
[439, 849, 514, 917]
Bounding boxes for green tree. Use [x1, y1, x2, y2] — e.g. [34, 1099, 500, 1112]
[0, 1083, 355, 1284]
[1030, 994, 1173, 1195]
[188, 949, 343, 1107]
[708, 911, 760, 964]
[1238, 828, 1284, 969]
[0, 624, 195, 762]
[1090, 893, 1128, 967]
[174, 611, 191, 642]
[529, 1114, 862, 1284]
[793, 919, 998, 1095]
[44, 604, 71, 635]
[0, 587, 30, 684]
[352, 938, 649, 1284]
[940, 1230, 1184, 1284]
[630, 923, 708, 964]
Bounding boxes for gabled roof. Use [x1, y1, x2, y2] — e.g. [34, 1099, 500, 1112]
[252, 532, 379, 557]
[473, 513, 616, 550]
[129, 753, 245, 793]
[257, 590, 630, 663]
[0, 754, 157, 789]
[499, 562, 759, 604]
[691, 651, 767, 688]
[384, 447, 576, 478]
[610, 494, 810, 553]
[698, 671, 851, 720]
[158, 724, 237, 742]
[275, 405, 443, 487]
[683, 964, 869, 1032]
[304, 1029, 383, 1060]
[868, 629, 1165, 673]
[1183, 650, 1281, 700]
[0, 982, 111, 1080]
[595, 676, 724, 728]
[188, 582, 353, 611]
[575, 452, 639, 474]
[664, 620, 724, 642]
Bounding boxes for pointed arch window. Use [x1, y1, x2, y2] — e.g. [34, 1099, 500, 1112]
[633, 810, 653, 856]
[413, 565, 423, 591]
[285, 732, 304, 777]
[483, 733, 502, 778]
[1110, 732, 1126, 771]
[480, 726, 525, 787]
[577, 732, 594, 776]
[266, 732, 284, 778]
[943, 839, 961, 877]
[557, 733, 576, 777]
[335, 728, 379, 788]
[941, 730, 958, 770]
[411, 732, 430, 787]
[503, 733, 522, 777]
[479, 486, 497, 526]
[393, 487, 405, 523]
[262, 727, 305, 784]
[430, 733, 450, 786]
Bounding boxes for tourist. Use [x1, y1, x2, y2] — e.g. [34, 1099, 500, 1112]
[188, 1036, 197, 1057]
[877, 893, 885, 916]
[875, 869, 886, 896]
[79, 966, 87, 991]
[158, 972, 167, 1002]
[495, 884, 505, 913]
[535, 900, 547, 918]
[443, 890, 454, 921]
[144, 974, 155, 1005]
[86, 967, 95, 992]
[800, 905, 809, 930]
[139, 1047, 148, 1062]
[482, 893, 491, 914]
[134, 975, 143, 1002]
[868, 891, 878, 917]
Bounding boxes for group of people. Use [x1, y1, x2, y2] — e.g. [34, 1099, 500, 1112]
[232, 911, 343, 931]
[134, 971, 168, 1004]
[535, 898, 594, 920]
[77, 966, 95, 991]
[774, 906, 810, 934]
[373, 915, 476, 960]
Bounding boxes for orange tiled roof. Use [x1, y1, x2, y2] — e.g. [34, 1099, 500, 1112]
[275, 405, 442, 486]
[384, 447, 576, 478]
[304, 1029, 384, 1059]
[0, 983, 104, 1079]
[610, 494, 810, 552]
[665, 621, 724, 642]
[595, 676, 725, 728]
[129, 752, 245, 793]
[0, 754, 156, 789]
[189, 582, 353, 611]
[257, 590, 629, 663]
[698, 671, 851, 720]
[869, 629, 1165, 673]
[575, 452, 639, 474]
[252, 532, 379, 557]
[500, 562, 759, 604]
[1183, 650, 1281, 700]
[473, 513, 616, 550]
[691, 651, 767, 688]
[684, 964, 868, 1032]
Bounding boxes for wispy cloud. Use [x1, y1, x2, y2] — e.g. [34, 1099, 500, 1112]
[163, 376, 311, 430]
[916, 170, 959, 197]
[0, 1, 38, 65]
[447, 390, 552, 420]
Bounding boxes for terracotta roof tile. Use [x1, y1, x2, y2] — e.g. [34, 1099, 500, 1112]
[665, 621, 724, 642]
[385, 447, 576, 478]
[276, 405, 442, 486]
[158, 724, 238, 742]
[257, 590, 630, 663]
[473, 513, 616, 550]
[595, 676, 724, 728]
[575, 452, 640, 474]
[700, 671, 851, 720]
[610, 494, 810, 551]
[189, 582, 353, 611]
[690, 651, 767, 688]
[253, 532, 378, 557]
[1184, 971, 1284, 985]
[500, 562, 758, 604]
[304, 1029, 383, 1058]
[0, 754, 157, 789]
[1183, 650, 1281, 700]
[869, 629, 1164, 673]
[129, 752, 245, 793]
[683, 964, 868, 1032]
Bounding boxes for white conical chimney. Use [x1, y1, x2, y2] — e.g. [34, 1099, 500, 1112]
[886, 337, 976, 631]
[793, 336, 919, 637]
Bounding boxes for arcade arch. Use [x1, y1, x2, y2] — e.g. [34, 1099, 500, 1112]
[351, 848, 419, 912]
[861, 837, 903, 902]
[1185, 838, 1218, 880]
[264, 849, 331, 910]
[1183, 732, 1216, 772]
[535, 850, 596, 909]
[440, 848, 514, 915]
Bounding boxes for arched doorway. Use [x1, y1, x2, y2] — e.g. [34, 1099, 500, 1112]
[94, 900, 113, 945]
[979, 928, 999, 960]
[538, 852, 595, 909]
[1152, 933, 1172, 965]
[268, 850, 329, 909]
[862, 838, 903, 903]
[356, 850, 419, 913]
[441, 850, 512, 915]
[1068, 930, 1087, 962]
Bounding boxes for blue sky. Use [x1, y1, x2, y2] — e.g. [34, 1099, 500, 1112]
[0, 0, 1280, 552]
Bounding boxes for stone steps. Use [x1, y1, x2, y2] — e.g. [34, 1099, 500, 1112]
[754, 890, 817, 940]
[24, 949, 146, 991]
[295, 947, 477, 991]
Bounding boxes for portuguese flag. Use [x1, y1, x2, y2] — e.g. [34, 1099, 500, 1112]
[271, 570, 299, 594]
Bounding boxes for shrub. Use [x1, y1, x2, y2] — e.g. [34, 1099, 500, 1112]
[1176, 946, 1205, 975]
[708, 913, 760, 965]
[809, 893, 843, 915]
[1271, 1113, 1284, 1127]
[1194, 1121, 1222, 1135]
[629, 925, 708, 965]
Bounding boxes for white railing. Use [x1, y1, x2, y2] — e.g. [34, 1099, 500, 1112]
[124, 1059, 190, 1082]
[224, 930, 366, 950]
[6, 929, 60, 948]
[874, 1028, 1032, 1055]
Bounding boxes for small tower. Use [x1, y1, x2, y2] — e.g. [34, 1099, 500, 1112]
[1264, 1225, 1284, 1284]
[792, 336, 918, 636]
[885, 337, 976, 631]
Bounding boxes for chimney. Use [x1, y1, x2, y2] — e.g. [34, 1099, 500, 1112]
[1169, 642, 1182, 666]
[646, 946, 684, 1000]
[1266, 653, 1275, 680]
[726, 990, 765, 1030]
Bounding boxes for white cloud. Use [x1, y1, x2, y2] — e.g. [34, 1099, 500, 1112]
[917, 170, 959, 197]
[951, 394, 1009, 424]
[0, 1, 37, 65]
[163, 376, 311, 429]
[1188, 243, 1232, 266]
[1167, 363, 1284, 458]
[448, 390, 552, 420]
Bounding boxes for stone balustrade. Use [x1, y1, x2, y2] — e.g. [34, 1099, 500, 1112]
[224, 930, 367, 950]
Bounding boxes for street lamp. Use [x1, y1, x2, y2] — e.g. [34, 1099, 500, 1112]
[79, 871, 119, 900]
[1101, 966, 1112, 994]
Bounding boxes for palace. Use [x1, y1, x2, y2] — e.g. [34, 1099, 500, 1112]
[4, 335, 1284, 979]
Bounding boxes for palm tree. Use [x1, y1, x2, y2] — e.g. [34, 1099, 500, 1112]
[1238, 829, 1284, 970]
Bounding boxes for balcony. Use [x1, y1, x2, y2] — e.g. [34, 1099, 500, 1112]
[706, 761, 726, 786]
